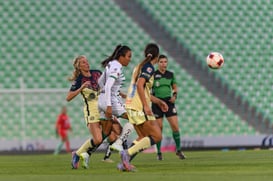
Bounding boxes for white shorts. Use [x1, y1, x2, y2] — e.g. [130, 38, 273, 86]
[98, 93, 126, 119]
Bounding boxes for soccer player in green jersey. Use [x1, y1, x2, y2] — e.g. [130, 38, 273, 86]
[152, 54, 186, 160]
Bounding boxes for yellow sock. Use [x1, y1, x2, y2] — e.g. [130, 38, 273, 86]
[76, 139, 92, 155]
[128, 137, 151, 156]
[132, 140, 139, 145]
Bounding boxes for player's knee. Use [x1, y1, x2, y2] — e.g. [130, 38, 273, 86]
[92, 135, 103, 145]
[172, 127, 179, 132]
[152, 133, 162, 144]
[93, 138, 102, 145]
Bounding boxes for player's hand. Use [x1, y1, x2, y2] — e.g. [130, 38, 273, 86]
[144, 105, 153, 116]
[81, 81, 91, 89]
[119, 92, 127, 99]
[158, 100, 168, 112]
[169, 96, 176, 103]
[112, 116, 119, 123]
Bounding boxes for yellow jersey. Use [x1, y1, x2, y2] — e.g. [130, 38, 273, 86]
[69, 70, 102, 122]
[125, 62, 154, 111]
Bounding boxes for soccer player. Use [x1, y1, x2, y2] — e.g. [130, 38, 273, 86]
[67, 55, 118, 169]
[118, 43, 168, 171]
[98, 45, 134, 162]
[152, 54, 186, 160]
[54, 106, 72, 155]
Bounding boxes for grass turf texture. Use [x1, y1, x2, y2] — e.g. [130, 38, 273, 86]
[0, 150, 272, 181]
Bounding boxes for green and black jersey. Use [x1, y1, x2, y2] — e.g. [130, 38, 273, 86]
[152, 70, 176, 99]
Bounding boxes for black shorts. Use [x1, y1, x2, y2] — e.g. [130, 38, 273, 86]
[152, 98, 177, 119]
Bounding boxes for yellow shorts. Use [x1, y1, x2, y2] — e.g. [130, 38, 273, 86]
[126, 109, 156, 125]
[83, 105, 100, 125]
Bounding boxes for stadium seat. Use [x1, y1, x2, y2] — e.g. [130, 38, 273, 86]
[0, 0, 262, 141]
[137, 0, 271, 130]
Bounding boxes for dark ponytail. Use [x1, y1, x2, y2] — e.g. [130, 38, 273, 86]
[101, 44, 131, 68]
[134, 43, 159, 83]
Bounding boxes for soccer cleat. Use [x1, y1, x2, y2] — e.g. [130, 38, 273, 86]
[110, 142, 124, 152]
[157, 153, 163, 161]
[117, 163, 126, 171]
[71, 151, 80, 169]
[176, 151, 186, 160]
[120, 150, 134, 171]
[101, 158, 114, 163]
[117, 162, 136, 172]
[80, 152, 90, 169]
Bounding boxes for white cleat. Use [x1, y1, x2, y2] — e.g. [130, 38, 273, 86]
[101, 158, 114, 163]
[80, 152, 90, 169]
[110, 142, 123, 152]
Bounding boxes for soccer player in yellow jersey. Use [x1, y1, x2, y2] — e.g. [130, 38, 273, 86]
[118, 43, 168, 171]
[66, 55, 119, 169]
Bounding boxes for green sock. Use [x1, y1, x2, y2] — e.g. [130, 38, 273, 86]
[54, 142, 63, 155]
[102, 132, 108, 140]
[156, 141, 161, 154]
[172, 131, 181, 152]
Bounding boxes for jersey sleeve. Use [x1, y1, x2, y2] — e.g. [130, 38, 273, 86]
[69, 76, 82, 91]
[139, 63, 154, 81]
[109, 66, 121, 80]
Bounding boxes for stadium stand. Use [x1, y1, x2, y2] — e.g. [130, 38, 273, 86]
[0, 0, 260, 141]
[136, 0, 273, 127]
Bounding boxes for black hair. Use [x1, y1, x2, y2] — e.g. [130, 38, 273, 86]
[134, 43, 159, 82]
[101, 44, 131, 68]
[158, 54, 167, 60]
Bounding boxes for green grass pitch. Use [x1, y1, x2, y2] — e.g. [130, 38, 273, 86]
[0, 150, 272, 181]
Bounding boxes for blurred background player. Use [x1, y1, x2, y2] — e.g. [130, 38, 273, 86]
[54, 106, 72, 155]
[118, 43, 168, 171]
[98, 45, 134, 162]
[152, 54, 186, 160]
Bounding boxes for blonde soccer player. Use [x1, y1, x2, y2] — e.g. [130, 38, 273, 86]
[67, 55, 120, 169]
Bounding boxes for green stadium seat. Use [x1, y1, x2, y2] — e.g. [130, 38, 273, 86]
[0, 0, 262, 141]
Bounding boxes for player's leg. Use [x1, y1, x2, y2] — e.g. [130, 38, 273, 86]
[72, 121, 102, 169]
[166, 115, 186, 159]
[155, 118, 163, 160]
[126, 120, 161, 157]
[110, 120, 134, 151]
[152, 102, 164, 160]
[102, 142, 113, 163]
[54, 141, 63, 155]
[64, 135, 71, 153]
[121, 121, 161, 171]
[54, 130, 65, 155]
[120, 112, 162, 171]
[102, 121, 122, 162]
[110, 100, 134, 151]
[129, 124, 145, 162]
